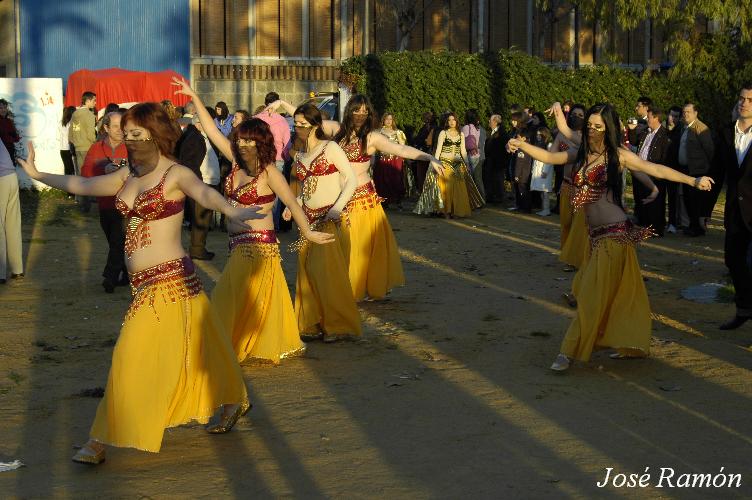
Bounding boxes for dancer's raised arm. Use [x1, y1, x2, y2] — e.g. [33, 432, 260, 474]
[508, 137, 576, 165]
[172, 77, 233, 160]
[18, 142, 128, 196]
[617, 148, 714, 190]
[370, 132, 444, 175]
[546, 102, 579, 144]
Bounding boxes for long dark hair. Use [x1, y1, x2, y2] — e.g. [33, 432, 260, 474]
[464, 109, 480, 127]
[333, 94, 377, 154]
[575, 103, 623, 208]
[230, 118, 276, 176]
[62, 106, 76, 126]
[440, 112, 460, 131]
[293, 103, 329, 140]
[215, 101, 229, 120]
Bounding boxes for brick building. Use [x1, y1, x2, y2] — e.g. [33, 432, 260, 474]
[1, 1, 712, 111]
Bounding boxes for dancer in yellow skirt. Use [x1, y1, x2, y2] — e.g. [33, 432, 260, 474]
[18, 103, 266, 463]
[269, 95, 443, 301]
[174, 80, 334, 363]
[415, 112, 484, 217]
[283, 103, 361, 341]
[508, 103, 713, 372]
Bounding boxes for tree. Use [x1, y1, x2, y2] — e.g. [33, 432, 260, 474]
[383, 0, 440, 52]
[536, 0, 752, 76]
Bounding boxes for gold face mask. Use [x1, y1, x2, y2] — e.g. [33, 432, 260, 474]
[293, 126, 312, 153]
[125, 138, 160, 174]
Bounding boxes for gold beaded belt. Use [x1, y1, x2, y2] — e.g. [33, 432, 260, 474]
[229, 230, 277, 251]
[589, 220, 654, 249]
[126, 256, 203, 320]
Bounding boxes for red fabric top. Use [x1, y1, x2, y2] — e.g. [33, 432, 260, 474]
[225, 166, 276, 206]
[64, 68, 190, 108]
[115, 166, 184, 220]
[81, 139, 128, 210]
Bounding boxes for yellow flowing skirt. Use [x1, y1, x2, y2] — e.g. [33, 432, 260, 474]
[414, 161, 483, 217]
[560, 222, 653, 362]
[211, 236, 305, 364]
[560, 207, 588, 268]
[341, 182, 405, 301]
[295, 217, 362, 338]
[559, 182, 573, 250]
[90, 257, 248, 452]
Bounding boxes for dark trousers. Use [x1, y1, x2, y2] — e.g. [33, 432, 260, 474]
[725, 214, 752, 317]
[189, 194, 214, 256]
[685, 187, 711, 231]
[483, 159, 505, 202]
[60, 150, 75, 176]
[634, 177, 667, 235]
[666, 181, 679, 226]
[514, 181, 532, 212]
[99, 208, 126, 284]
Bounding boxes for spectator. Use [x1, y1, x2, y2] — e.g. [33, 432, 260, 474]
[634, 104, 672, 236]
[665, 105, 686, 233]
[192, 115, 221, 227]
[0, 99, 21, 165]
[232, 109, 250, 129]
[715, 82, 752, 330]
[483, 114, 506, 203]
[96, 103, 120, 140]
[0, 140, 23, 284]
[183, 101, 197, 118]
[411, 111, 437, 192]
[59, 106, 76, 194]
[530, 127, 554, 216]
[509, 106, 536, 212]
[462, 109, 485, 200]
[214, 101, 233, 137]
[175, 114, 211, 259]
[627, 96, 652, 146]
[254, 91, 291, 231]
[678, 102, 714, 236]
[80, 112, 128, 293]
[69, 91, 97, 208]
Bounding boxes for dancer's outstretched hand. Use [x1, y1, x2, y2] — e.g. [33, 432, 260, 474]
[302, 228, 335, 245]
[429, 158, 445, 176]
[228, 205, 266, 229]
[545, 102, 562, 118]
[171, 77, 198, 100]
[17, 142, 40, 180]
[695, 176, 714, 191]
[282, 207, 292, 221]
[507, 138, 523, 153]
[642, 185, 659, 204]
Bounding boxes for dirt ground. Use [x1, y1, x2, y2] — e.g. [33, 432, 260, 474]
[0, 191, 750, 499]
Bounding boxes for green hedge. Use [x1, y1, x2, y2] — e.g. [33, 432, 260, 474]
[340, 50, 736, 134]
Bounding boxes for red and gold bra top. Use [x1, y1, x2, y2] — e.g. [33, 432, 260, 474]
[341, 139, 371, 163]
[115, 165, 185, 221]
[294, 143, 338, 181]
[225, 165, 276, 206]
[571, 159, 608, 210]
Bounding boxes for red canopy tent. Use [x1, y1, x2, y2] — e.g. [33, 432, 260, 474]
[64, 68, 190, 108]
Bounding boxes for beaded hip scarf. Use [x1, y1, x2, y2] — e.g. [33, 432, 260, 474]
[589, 220, 654, 250]
[126, 256, 203, 320]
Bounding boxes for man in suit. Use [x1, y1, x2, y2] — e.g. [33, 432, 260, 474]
[716, 83, 752, 330]
[175, 117, 211, 260]
[483, 114, 506, 203]
[634, 105, 672, 236]
[677, 102, 715, 236]
[627, 96, 652, 148]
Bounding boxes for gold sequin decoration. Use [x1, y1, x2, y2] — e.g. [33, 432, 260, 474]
[125, 257, 203, 321]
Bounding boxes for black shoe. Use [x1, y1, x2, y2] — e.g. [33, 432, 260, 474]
[683, 227, 705, 237]
[191, 251, 215, 261]
[719, 315, 749, 330]
[10, 273, 24, 279]
[0, 278, 6, 284]
[102, 279, 115, 294]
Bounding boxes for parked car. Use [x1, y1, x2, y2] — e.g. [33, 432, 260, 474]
[284, 91, 340, 131]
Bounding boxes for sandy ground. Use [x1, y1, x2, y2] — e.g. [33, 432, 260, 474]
[0, 192, 750, 499]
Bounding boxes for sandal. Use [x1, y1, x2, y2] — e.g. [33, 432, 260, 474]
[72, 441, 105, 465]
[206, 401, 251, 434]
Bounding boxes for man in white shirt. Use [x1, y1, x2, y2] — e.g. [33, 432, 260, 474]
[717, 83, 752, 330]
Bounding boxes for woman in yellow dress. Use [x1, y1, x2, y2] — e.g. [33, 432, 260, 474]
[173, 79, 334, 364]
[415, 112, 483, 218]
[508, 103, 713, 372]
[269, 95, 443, 302]
[284, 103, 361, 341]
[18, 103, 265, 464]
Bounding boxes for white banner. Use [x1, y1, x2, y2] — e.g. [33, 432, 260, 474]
[0, 78, 64, 188]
